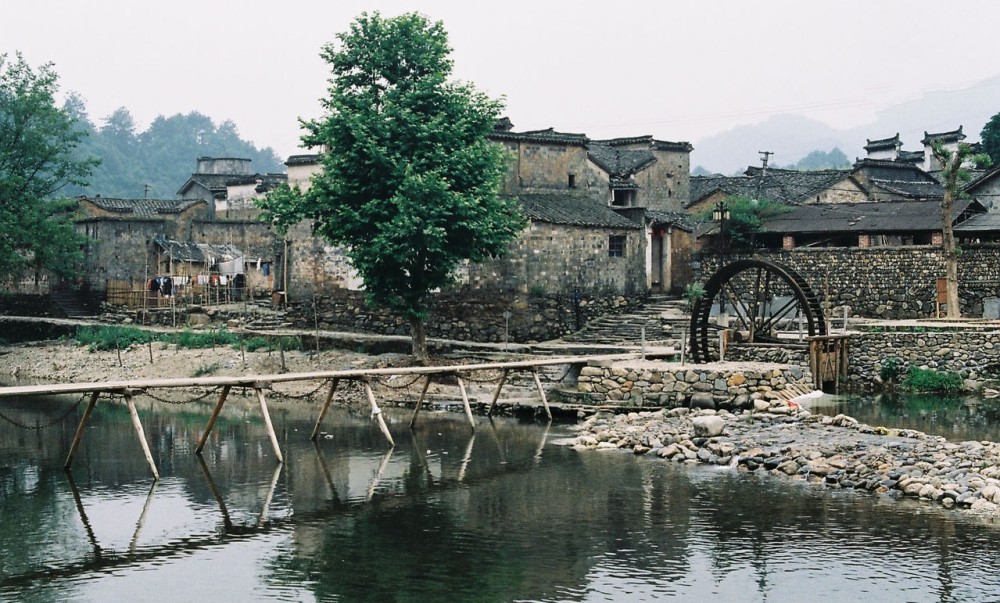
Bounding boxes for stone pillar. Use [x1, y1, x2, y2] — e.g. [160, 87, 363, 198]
[782, 235, 795, 250]
[858, 234, 871, 248]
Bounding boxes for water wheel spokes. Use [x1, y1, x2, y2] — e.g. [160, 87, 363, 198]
[688, 259, 826, 363]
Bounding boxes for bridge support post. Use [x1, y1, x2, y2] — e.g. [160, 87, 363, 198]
[196, 384, 231, 455]
[255, 386, 284, 464]
[125, 390, 160, 480]
[364, 378, 395, 447]
[409, 376, 432, 428]
[486, 369, 509, 417]
[531, 369, 553, 421]
[456, 374, 476, 431]
[65, 391, 100, 470]
[310, 379, 339, 440]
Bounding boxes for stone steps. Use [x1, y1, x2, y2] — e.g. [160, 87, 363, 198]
[564, 295, 689, 349]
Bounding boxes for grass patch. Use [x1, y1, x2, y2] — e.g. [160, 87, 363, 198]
[75, 325, 155, 352]
[192, 363, 221, 377]
[169, 329, 239, 349]
[902, 366, 964, 393]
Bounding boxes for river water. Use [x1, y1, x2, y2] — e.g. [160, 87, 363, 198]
[2, 392, 1000, 602]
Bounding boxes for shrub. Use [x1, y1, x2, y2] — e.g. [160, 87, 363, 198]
[902, 366, 964, 393]
[193, 363, 220, 377]
[683, 282, 706, 310]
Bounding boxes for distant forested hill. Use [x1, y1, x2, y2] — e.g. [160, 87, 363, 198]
[60, 94, 285, 199]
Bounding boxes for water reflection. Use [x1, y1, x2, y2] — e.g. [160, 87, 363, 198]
[2, 394, 1000, 601]
[809, 392, 1000, 442]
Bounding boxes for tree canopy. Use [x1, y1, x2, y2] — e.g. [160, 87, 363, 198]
[62, 106, 284, 199]
[0, 53, 95, 285]
[259, 12, 526, 360]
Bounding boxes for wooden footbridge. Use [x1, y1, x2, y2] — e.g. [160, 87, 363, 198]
[0, 354, 637, 480]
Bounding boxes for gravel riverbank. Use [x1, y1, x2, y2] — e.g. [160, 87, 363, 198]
[566, 399, 1000, 519]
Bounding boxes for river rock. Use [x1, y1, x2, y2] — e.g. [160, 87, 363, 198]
[692, 415, 725, 437]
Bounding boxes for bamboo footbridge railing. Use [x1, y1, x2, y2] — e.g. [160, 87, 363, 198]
[0, 353, 639, 480]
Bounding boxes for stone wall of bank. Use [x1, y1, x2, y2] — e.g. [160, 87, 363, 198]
[576, 362, 810, 409]
[847, 330, 1000, 388]
[697, 246, 1000, 319]
[286, 290, 644, 344]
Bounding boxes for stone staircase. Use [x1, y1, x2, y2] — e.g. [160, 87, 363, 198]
[562, 294, 690, 352]
[49, 286, 92, 318]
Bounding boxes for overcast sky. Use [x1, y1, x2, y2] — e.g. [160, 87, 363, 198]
[4, 0, 1000, 161]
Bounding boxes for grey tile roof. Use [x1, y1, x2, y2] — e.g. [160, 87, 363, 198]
[588, 144, 657, 178]
[955, 211, 1000, 233]
[688, 168, 852, 207]
[489, 127, 589, 146]
[515, 193, 641, 229]
[83, 197, 206, 218]
[896, 150, 924, 164]
[760, 199, 981, 235]
[868, 178, 944, 199]
[921, 126, 965, 146]
[864, 133, 901, 152]
[647, 210, 695, 232]
[286, 154, 320, 166]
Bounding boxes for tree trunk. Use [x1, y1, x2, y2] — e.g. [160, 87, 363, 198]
[409, 315, 429, 363]
[941, 190, 961, 319]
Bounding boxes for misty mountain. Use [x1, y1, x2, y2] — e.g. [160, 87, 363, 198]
[691, 73, 1000, 175]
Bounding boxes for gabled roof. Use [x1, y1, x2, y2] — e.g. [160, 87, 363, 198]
[514, 193, 641, 229]
[81, 197, 206, 218]
[965, 165, 1000, 192]
[759, 199, 982, 235]
[896, 150, 924, 164]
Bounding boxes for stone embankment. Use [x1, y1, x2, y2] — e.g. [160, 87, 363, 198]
[567, 401, 1000, 517]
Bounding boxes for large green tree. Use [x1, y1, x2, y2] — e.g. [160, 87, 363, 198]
[260, 12, 526, 360]
[931, 141, 990, 318]
[981, 112, 1000, 166]
[0, 53, 96, 286]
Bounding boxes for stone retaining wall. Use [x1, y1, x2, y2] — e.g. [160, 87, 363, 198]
[576, 361, 810, 409]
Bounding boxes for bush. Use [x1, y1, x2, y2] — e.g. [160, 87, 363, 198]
[879, 357, 904, 383]
[683, 282, 706, 310]
[75, 325, 154, 352]
[902, 366, 964, 393]
[241, 335, 303, 352]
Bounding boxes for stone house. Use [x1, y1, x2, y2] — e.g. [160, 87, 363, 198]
[277, 122, 696, 298]
[177, 157, 286, 219]
[74, 196, 276, 304]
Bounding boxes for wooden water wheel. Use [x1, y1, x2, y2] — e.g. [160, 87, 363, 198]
[688, 259, 826, 363]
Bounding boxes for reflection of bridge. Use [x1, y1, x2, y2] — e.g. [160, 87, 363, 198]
[0, 354, 633, 478]
[0, 417, 552, 591]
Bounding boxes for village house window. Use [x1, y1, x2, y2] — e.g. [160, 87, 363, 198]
[608, 235, 626, 257]
[568, 173, 576, 188]
[611, 189, 635, 207]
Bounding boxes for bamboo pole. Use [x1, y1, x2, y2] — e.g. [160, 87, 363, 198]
[255, 387, 284, 464]
[456, 374, 476, 431]
[486, 369, 509, 417]
[196, 384, 231, 455]
[310, 379, 339, 440]
[363, 379, 395, 447]
[531, 369, 553, 421]
[125, 390, 160, 480]
[409, 376, 432, 428]
[65, 391, 100, 470]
